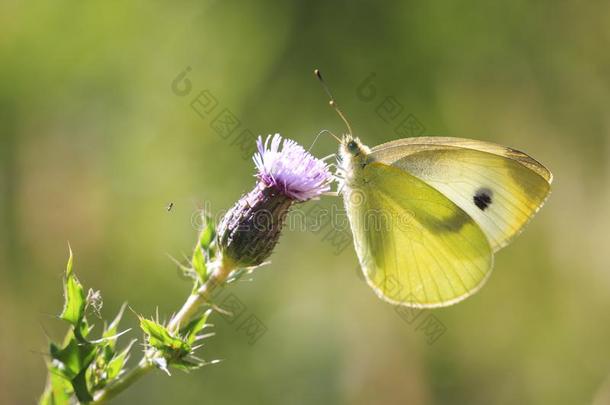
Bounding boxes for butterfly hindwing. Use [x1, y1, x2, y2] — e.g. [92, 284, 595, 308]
[370, 137, 552, 251]
[345, 161, 493, 307]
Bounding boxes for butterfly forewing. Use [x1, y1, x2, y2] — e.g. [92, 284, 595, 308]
[370, 137, 552, 251]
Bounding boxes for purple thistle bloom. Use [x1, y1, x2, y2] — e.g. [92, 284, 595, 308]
[253, 134, 332, 201]
[217, 134, 332, 267]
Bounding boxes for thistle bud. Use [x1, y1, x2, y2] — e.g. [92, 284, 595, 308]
[218, 134, 332, 267]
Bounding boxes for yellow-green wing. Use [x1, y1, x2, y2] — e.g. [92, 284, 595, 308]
[370, 137, 552, 251]
[345, 162, 493, 308]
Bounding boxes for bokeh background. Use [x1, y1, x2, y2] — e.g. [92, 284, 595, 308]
[1, 1, 610, 404]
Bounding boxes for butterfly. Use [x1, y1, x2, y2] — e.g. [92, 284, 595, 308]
[313, 70, 553, 308]
[336, 135, 552, 308]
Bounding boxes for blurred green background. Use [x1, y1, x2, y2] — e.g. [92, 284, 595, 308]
[1, 1, 609, 404]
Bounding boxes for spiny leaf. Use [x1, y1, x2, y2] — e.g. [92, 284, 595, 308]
[107, 303, 127, 334]
[172, 357, 221, 373]
[191, 217, 217, 283]
[49, 337, 95, 380]
[87, 331, 132, 392]
[103, 303, 127, 351]
[59, 247, 86, 328]
[171, 357, 204, 372]
[139, 317, 190, 355]
[191, 246, 207, 283]
[198, 216, 216, 250]
[65, 244, 74, 277]
[179, 309, 212, 345]
[39, 371, 73, 405]
[106, 339, 136, 381]
[89, 328, 131, 346]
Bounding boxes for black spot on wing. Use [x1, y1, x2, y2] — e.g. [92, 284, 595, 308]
[474, 188, 493, 211]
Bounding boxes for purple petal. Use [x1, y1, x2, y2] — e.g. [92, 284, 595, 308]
[253, 134, 333, 201]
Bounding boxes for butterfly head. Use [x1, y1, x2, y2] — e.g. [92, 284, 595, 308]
[341, 135, 369, 157]
[339, 135, 371, 178]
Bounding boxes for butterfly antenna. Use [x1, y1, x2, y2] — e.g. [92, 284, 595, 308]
[309, 129, 340, 151]
[314, 69, 354, 137]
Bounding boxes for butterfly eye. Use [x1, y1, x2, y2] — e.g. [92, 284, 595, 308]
[347, 140, 359, 153]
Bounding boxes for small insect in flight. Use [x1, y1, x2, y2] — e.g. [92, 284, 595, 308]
[167, 202, 174, 212]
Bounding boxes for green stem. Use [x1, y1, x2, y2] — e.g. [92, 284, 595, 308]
[90, 257, 233, 404]
[91, 359, 154, 404]
[168, 256, 232, 332]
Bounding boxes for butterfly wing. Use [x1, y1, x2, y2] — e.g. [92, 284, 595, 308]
[345, 161, 493, 307]
[370, 137, 552, 251]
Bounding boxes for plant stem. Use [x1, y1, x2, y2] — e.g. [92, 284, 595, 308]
[167, 257, 232, 332]
[91, 359, 154, 404]
[90, 256, 233, 404]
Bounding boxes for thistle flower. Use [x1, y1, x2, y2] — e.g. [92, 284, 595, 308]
[218, 134, 332, 267]
[253, 134, 332, 201]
